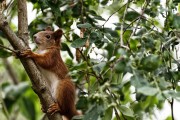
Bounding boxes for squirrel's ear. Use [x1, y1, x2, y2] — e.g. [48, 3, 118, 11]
[45, 26, 52, 31]
[53, 29, 63, 39]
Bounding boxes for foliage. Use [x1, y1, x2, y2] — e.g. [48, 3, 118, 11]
[0, 0, 180, 120]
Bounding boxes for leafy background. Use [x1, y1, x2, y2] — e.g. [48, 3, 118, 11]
[1, 0, 180, 120]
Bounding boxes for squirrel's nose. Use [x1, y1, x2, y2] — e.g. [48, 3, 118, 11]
[33, 34, 41, 44]
[33, 34, 37, 40]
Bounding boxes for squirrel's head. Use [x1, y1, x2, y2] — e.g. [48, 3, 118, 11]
[33, 26, 63, 49]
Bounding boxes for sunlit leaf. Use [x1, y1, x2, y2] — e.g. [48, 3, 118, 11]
[118, 105, 134, 117]
[102, 107, 113, 120]
[130, 74, 150, 88]
[163, 90, 180, 98]
[137, 86, 158, 96]
[77, 23, 92, 28]
[71, 38, 87, 48]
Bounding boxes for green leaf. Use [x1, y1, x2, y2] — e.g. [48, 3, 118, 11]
[83, 104, 103, 120]
[101, 0, 109, 5]
[93, 16, 106, 21]
[140, 54, 161, 72]
[102, 107, 113, 120]
[173, 14, 180, 29]
[71, 38, 87, 48]
[93, 62, 106, 74]
[125, 11, 139, 21]
[89, 31, 99, 43]
[114, 59, 126, 73]
[163, 90, 180, 98]
[130, 74, 150, 88]
[76, 96, 88, 110]
[178, 3, 180, 13]
[61, 42, 74, 59]
[104, 43, 115, 60]
[77, 23, 92, 28]
[21, 97, 36, 120]
[71, 61, 87, 71]
[130, 39, 140, 51]
[136, 28, 147, 35]
[118, 105, 134, 117]
[0, 39, 3, 45]
[137, 86, 158, 96]
[3, 82, 29, 110]
[4, 82, 29, 99]
[159, 79, 171, 89]
[0, 49, 12, 58]
[104, 33, 113, 40]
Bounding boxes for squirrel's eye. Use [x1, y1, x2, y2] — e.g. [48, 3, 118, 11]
[46, 35, 51, 39]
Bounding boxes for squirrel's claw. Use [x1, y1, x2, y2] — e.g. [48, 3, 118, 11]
[47, 103, 60, 115]
[19, 49, 32, 58]
[12, 50, 21, 58]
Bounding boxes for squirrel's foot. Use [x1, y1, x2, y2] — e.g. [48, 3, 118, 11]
[19, 49, 32, 58]
[47, 103, 60, 115]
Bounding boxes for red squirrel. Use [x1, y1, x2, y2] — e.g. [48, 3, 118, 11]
[20, 27, 79, 120]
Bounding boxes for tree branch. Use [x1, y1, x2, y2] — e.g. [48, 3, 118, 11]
[0, 1, 62, 120]
[18, 0, 29, 46]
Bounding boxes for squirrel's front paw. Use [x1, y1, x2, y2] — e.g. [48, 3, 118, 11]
[19, 49, 33, 58]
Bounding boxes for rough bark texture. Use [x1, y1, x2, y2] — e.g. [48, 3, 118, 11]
[0, 1, 62, 120]
[18, 0, 29, 46]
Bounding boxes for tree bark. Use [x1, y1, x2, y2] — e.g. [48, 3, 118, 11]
[18, 0, 29, 46]
[0, 1, 62, 120]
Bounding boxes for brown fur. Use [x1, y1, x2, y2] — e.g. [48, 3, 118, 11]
[21, 28, 79, 120]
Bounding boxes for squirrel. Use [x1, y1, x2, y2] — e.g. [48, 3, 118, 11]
[20, 27, 79, 120]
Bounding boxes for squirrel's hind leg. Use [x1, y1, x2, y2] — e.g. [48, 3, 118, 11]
[47, 103, 61, 115]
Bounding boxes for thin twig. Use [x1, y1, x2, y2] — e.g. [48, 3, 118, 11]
[123, 17, 139, 34]
[170, 98, 174, 120]
[130, 1, 148, 36]
[120, 0, 130, 46]
[126, 0, 149, 51]
[0, 44, 18, 53]
[128, 7, 159, 31]
[102, 1, 132, 28]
